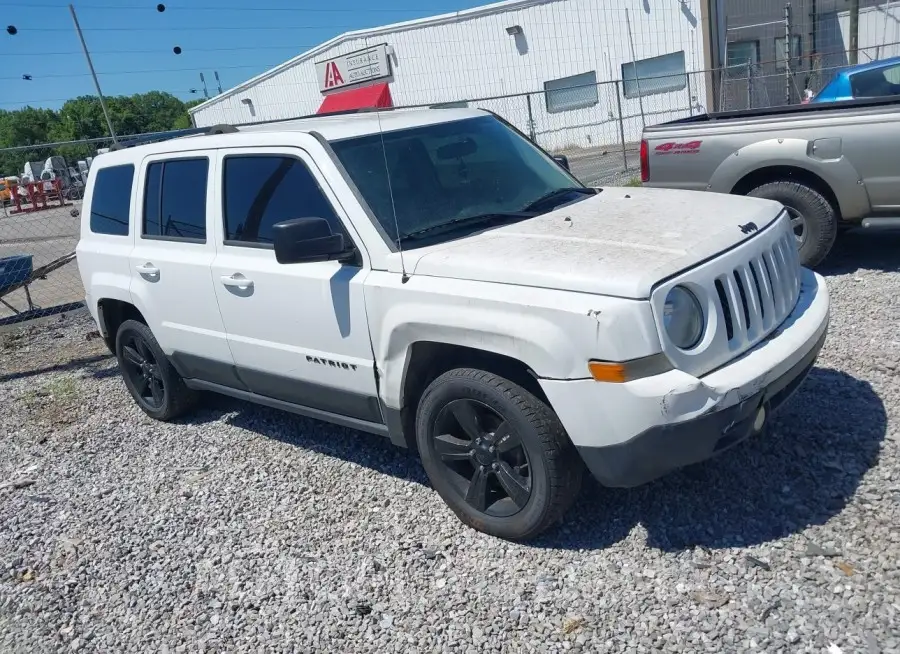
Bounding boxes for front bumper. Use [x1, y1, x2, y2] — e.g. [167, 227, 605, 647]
[539, 269, 829, 488]
[578, 328, 824, 487]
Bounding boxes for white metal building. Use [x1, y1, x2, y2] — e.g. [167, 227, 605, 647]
[189, 0, 711, 151]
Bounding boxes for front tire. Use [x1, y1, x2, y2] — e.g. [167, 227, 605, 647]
[416, 368, 583, 541]
[115, 319, 197, 421]
[747, 180, 837, 268]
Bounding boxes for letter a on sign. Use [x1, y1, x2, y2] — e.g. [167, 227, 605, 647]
[324, 61, 344, 88]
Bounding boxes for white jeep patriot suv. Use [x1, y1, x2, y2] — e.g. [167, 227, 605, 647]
[76, 108, 830, 541]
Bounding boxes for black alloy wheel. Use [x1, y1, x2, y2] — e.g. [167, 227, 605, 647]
[416, 368, 583, 541]
[433, 398, 533, 517]
[114, 319, 197, 421]
[120, 332, 166, 411]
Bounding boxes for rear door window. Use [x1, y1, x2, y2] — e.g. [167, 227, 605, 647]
[142, 158, 209, 242]
[851, 64, 900, 98]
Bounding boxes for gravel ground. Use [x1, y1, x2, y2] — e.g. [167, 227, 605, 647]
[1, 229, 898, 654]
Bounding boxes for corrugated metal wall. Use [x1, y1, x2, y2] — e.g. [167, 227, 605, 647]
[191, 0, 707, 150]
[837, 2, 900, 59]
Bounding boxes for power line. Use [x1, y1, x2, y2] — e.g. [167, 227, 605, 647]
[0, 97, 81, 105]
[23, 3, 460, 11]
[7, 24, 360, 32]
[1, 91, 197, 106]
[0, 45, 311, 57]
[0, 62, 278, 81]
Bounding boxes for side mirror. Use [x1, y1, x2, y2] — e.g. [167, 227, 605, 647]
[272, 217, 346, 264]
[553, 154, 570, 171]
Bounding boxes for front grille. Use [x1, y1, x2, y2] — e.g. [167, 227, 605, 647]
[713, 227, 801, 348]
[650, 211, 803, 378]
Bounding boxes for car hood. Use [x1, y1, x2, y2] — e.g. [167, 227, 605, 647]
[392, 187, 785, 299]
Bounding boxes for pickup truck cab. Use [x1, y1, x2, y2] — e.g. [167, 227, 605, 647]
[76, 108, 829, 540]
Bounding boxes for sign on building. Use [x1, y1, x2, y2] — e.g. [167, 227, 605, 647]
[316, 44, 392, 93]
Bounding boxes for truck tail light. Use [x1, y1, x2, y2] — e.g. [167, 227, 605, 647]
[640, 139, 650, 183]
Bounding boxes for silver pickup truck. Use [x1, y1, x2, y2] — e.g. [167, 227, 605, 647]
[640, 98, 900, 266]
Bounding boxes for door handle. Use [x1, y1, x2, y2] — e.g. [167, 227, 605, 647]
[220, 273, 253, 289]
[135, 263, 159, 276]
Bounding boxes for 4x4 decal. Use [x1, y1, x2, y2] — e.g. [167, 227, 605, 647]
[654, 140, 703, 155]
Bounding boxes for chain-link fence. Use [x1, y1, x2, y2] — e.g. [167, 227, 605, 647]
[713, 39, 900, 111]
[1, 192, 85, 325]
[718, 0, 900, 110]
[405, 71, 702, 187]
[1, 137, 115, 324]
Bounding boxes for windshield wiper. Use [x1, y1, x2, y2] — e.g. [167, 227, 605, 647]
[399, 211, 537, 241]
[521, 186, 598, 213]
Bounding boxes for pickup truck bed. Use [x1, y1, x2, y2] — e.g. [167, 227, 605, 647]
[641, 96, 900, 266]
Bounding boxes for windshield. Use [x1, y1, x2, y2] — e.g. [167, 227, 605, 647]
[329, 115, 584, 247]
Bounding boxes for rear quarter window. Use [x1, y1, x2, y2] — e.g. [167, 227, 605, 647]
[89, 164, 135, 236]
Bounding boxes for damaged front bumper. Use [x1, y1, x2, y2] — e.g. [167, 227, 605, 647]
[576, 327, 825, 487]
[540, 269, 830, 488]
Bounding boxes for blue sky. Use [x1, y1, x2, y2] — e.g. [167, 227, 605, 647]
[1, 0, 487, 111]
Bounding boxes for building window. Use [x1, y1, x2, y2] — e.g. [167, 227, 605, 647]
[142, 158, 209, 242]
[622, 51, 687, 99]
[89, 164, 134, 236]
[775, 35, 802, 70]
[726, 41, 760, 67]
[543, 71, 598, 113]
[222, 155, 343, 246]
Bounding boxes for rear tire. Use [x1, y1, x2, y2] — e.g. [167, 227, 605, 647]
[415, 368, 583, 541]
[747, 180, 837, 268]
[115, 319, 197, 421]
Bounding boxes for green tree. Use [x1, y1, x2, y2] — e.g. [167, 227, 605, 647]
[0, 107, 60, 177]
[0, 92, 199, 176]
[135, 91, 195, 133]
[172, 99, 205, 130]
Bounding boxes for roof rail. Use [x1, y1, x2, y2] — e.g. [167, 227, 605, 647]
[206, 124, 239, 134]
[232, 105, 407, 129]
[108, 123, 240, 150]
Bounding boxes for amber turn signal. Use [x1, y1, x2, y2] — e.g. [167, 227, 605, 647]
[588, 354, 673, 383]
[587, 361, 628, 383]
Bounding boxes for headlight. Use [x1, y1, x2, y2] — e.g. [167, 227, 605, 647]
[664, 286, 704, 349]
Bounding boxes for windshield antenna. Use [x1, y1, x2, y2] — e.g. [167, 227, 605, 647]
[369, 69, 408, 283]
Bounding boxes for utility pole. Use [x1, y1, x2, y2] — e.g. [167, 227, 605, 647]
[69, 4, 118, 145]
[849, 0, 860, 64]
[624, 8, 646, 127]
[214, 71, 223, 95]
[199, 72, 210, 99]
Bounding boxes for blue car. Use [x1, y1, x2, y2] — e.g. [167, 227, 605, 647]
[811, 55, 900, 103]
